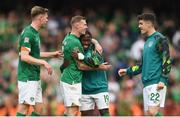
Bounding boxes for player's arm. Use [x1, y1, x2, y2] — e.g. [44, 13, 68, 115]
[21, 47, 52, 74]
[71, 39, 111, 71]
[20, 35, 52, 74]
[76, 60, 111, 71]
[91, 38, 103, 54]
[72, 43, 101, 68]
[72, 50, 111, 71]
[118, 60, 142, 77]
[83, 51, 101, 68]
[21, 48, 45, 65]
[156, 36, 172, 82]
[20, 36, 46, 65]
[40, 50, 63, 58]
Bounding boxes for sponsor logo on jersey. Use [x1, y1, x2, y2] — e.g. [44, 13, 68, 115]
[24, 37, 29, 43]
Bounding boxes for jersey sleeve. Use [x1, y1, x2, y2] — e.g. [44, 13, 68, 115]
[21, 33, 33, 52]
[126, 58, 143, 76]
[155, 35, 172, 82]
[70, 39, 84, 53]
[84, 51, 101, 68]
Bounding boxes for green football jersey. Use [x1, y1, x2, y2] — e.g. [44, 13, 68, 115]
[60, 34, 84, 84]
[18, 25, 41, 81]
[82, 44, 108, 94]
[127, 32, 171, 87]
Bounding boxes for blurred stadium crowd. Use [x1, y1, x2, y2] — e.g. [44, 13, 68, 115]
[0, 3, 180, 116]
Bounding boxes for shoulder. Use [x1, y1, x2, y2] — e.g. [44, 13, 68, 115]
[153, 32, 169, 46]
[23, 26, 33, 33]
[154, 32, 166, 41]
[154, 33, 170, 51]
[64, 35, 79, 42]
[22, 27, 34, 39]
[69, 37, 81, 46]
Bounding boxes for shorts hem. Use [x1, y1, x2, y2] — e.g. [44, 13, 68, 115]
[19, 100, 35, 105]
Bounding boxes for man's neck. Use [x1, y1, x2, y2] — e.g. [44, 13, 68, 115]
[147, 28, 156, 37]
[31, 21, 40, 31]
[70, 30, 80, 38]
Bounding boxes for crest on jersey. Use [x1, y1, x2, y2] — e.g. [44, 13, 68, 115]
[148, 41, 153, 47]
[24, 37, 29, 43]
[30, 97, 34, 102]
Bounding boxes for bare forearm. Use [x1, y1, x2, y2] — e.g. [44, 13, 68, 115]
[40, 52, 55, 58]
[91, 38, 102, 54]
[21, 54, 45, 66]
[77, 61, 111, 71]
[91, 38, 98, 45]
[77, 62, 95, 71]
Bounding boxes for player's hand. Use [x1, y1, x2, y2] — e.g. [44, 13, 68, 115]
[53, 50, 64, 58]
[118, 69, 127, 77]
[157, 82, 165, 90]
[72, 51, 84, 60]
[42, 60, 53, 75]
[99, 62, 112, 71]
[72, 51, 78, 59]
[95, 44, 103, 54]
[92, 38, 103, 54]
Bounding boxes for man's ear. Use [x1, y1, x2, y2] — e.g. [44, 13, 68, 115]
[147, 21, 153, 27]
[74, 22, 79, 29]
[38, 14, 43, 21]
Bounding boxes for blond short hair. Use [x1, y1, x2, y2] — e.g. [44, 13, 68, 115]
[31, 6, 48, 20]
[70, 15, 86, 26]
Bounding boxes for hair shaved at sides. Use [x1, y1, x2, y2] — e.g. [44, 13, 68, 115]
[137, 13, 157, 27]
[70, 15, 86, 27]
[31, 6, 48, 20]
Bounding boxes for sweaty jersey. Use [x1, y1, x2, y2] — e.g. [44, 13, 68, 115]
[18, 25, 41, 81]
[60, 34, 84, 84]
[82, 44, 108, 94]
[127, 32, 172, 87]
